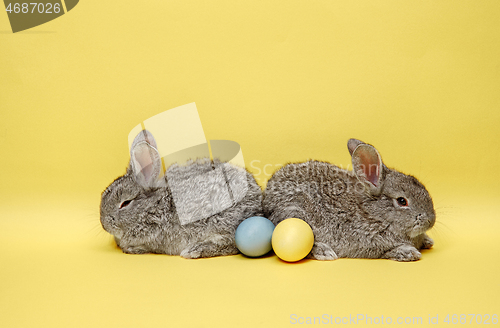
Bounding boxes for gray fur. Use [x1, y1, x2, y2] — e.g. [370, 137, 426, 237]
[100, 131, 263, 258]
[263, 139, 435, 262]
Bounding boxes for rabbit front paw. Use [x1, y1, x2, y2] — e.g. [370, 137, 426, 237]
[307, 242, 338, 261]
[421, 234, 434, 249]
[180, 243, 207, 259]
[120, 245, 149, 254]
[384, 245, 421, 262]
[180, 241, 238, 259]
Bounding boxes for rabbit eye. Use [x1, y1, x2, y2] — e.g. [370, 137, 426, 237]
[119, 200, 132, 209]
[396, 197, 408, 207]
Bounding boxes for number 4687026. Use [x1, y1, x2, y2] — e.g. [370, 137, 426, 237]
[444, 314, 498, 324]
[6, 3, 61, 14]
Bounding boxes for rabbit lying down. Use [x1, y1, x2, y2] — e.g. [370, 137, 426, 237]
[263, 139, 436, 261]
[100, 130, 263, 258]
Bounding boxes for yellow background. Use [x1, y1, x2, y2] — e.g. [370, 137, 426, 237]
[1, 1, 499, 327]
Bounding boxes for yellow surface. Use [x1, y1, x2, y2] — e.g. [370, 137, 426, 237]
[1, 1, 499, 327]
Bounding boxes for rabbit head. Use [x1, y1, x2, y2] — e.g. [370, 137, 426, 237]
[100, 130, 168, 243]
[348, 138, 436, 238]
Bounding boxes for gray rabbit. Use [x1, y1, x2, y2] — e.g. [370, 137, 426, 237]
[263, 139, 435, 261]
[100, 130, 263, 258]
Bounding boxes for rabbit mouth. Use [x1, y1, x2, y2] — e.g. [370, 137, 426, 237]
[101, 216, 124, 238]
[107, 227, 123, 239]
[409, 222, 431, 238]
[408, 213, 434, 238]
[409, 226, 426, 238]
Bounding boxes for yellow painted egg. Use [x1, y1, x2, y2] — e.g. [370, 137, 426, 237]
[272, 218, 314, 262]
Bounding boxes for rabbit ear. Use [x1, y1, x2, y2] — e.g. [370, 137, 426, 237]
[348, 138, 364, 156]
[351, 143, 384, 195]
[130, 130, 162, 188]
[131, 129, 158, 150]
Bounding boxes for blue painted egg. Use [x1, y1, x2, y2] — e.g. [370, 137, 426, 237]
[235, 216, 275, 257]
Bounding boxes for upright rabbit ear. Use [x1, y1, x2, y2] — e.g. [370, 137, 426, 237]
[350, 140, 384, 195]
[129, 130, 162, 188]
[348, 138, 364, 156]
